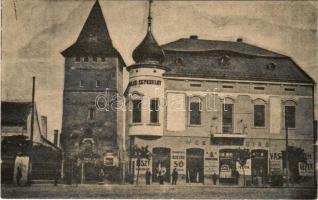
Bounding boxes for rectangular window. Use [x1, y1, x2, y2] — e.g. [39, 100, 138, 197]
[80, 80, 84, 87]
[254, 105, 265, 127]
[89, 108, 95, 120]
[96, 80, 101, 87]
[285, 106, 295, 128]
[285, 88, 295, 92]
[190, 83, 201, 87]
[254, 87, 265, 90]
[84, 57, 89, 62]
[75, 56, 81, 62]
[132, 100, 142, 123]
[189, 101, 201, 125]
[150, 99, 159, 123]
[222, 85, 234, 89]
[222, 104, 233, 133]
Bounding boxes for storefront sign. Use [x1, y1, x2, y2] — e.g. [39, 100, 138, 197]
[128, 79, 161, 87]
[134, 158, 151, 175]
[299, 153, 314, 176]
[270, 152, 283, 175]
[204, 157, 219, 175]
[236, 159, 251, 175]
[171, 151, 186, 174]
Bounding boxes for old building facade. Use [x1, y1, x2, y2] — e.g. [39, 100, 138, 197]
[60, 0, 125, 183]
[125, 2, 315, 186]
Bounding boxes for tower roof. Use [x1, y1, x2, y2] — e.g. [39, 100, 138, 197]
[132, 0, 165, 64]
[62, 0, 117, 57]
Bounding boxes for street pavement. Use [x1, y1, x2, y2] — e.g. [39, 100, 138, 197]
[1, 184, 317, 199]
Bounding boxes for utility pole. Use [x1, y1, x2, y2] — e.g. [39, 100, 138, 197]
[285, 110, 289, 187]
[27, 76, 35, 185]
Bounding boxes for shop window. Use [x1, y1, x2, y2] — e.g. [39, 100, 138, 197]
[222, 103, 233, 133]
[285, 105, 295, 128]
[88, 108, 95, 120]
[189, 97, 201, 125]
[150, 99, 159, 123]
[254, 105, 265, 127]
[132, 100, 142, 123]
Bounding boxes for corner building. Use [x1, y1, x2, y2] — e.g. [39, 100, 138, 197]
[125, 5, 315, 186]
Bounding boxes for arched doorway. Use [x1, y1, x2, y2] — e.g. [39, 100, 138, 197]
[219, 149, 236, 183]
[152, 147, 171, 183]
[186, 148, 204, 183]
[251, 149, 268, 185]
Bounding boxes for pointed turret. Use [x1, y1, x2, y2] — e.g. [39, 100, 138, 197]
[62, 0, 117, 57]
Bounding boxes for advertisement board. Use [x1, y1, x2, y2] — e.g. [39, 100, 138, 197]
[236, 159, 251, 175]
[171, 151, 186, 174]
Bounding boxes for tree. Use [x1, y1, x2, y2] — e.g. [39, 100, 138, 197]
[130, 145, 151, 185]
[233, 148, 251, 187]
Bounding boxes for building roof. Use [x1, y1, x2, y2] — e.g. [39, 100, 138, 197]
[61, 0, 118, 57]
[162, 37, 314, 84]
[1, 101, 32, 126]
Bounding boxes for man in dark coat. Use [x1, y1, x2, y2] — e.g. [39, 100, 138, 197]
[172, 168, 178, 185]
[158, 171, 164, 185]
[145, 169, 151, 185]
[212, 173, 218, 185]
[16, 166, 22, 186]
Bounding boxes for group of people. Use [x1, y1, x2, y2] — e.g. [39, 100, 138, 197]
[145, 168, 179, 185]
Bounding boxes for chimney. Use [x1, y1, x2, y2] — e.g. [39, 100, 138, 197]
[53, 129, 59, 147]
[190, 35, 198, 39]
[236, 38, 243, 42]
[40, 116, 47, 139]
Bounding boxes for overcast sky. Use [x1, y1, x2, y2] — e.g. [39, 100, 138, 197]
[2, 0, 317, 142]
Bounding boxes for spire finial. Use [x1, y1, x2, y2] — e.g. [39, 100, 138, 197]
[147, 0, 153, 31]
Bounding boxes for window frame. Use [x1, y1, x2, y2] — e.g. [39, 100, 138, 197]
[88, 108, 95, 120]
[222, 103, 234, 133]
[254, 104, 265, 128]
[285, 105, 296, 129]
[188, 96, 202, 126]
[132, 99, 142, 123]
[79, 80, 84, 87]
[150, 98, 159, 124]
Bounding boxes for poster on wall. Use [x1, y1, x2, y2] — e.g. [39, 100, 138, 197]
[171, 151, 186, 174]
[14, 156, 29, 185]
[133, 158, 151, 175]
[204, 157, 219, 175]
[269, 152, 283, 175]
[236, 159, 251, 175]
[298, 153, 314, 176]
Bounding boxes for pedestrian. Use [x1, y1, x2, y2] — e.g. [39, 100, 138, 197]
[212, 173, 218, 185]
[172, 168, 178, 185]
[145, 169, 151, 185]
[54, 168, 60, 186]
[234, 170, 240, 184]
[159, 170, 164, 185]
[16, 166, 22, 186]
[99, 168, 105, 183]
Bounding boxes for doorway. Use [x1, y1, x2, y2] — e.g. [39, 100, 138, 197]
[186, 148, 204, 183]
[152, 147, 171, 183]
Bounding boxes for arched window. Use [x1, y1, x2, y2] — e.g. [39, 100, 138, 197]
[189, 96, 202, 125]
[253, 99, 266, 127]
[222, 98, 234, 133]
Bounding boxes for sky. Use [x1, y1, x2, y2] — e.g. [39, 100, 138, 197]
[2, 0, 317, 142]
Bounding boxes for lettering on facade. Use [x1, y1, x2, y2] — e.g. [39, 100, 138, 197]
[298, 153, 314, 176]
[204, 151, 219, 175]
[171, 151, 186, 174]
[134, 158, 151, 175]
[236, 159, 251, 175]
[269, 152, 283, 175]
[128, 80, 162, 87]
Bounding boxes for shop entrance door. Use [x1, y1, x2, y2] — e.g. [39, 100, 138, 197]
[251, 149, 268, 185]
[152, 147, 171, 183]
[186, 148, 204, 183]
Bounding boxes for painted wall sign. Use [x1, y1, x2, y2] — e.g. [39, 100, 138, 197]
[236, 159, 251, 175]
[134, 158, 151, 175]
[128, 79, 161, 87]
[269, 152, 283, 175]
[171, 151, 186, 174]
[298, 153, 314, 176]
[204, 157, 219, 175]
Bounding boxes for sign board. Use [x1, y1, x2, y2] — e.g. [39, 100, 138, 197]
[171, 151, 186, 174]
[204, 157, 219, 175]
[134, 158, 151, 175]
[299, 153, 314, 176]
[236, 159, 251, 175]
[269, 152, 283, 175]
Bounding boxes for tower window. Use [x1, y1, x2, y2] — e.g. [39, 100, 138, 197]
[96, 80, 101, 87]
[132, 100, 142, 123]
[88, 108, 95, 120]
[93, 56, 97, 62]
[150, 99, 159, 123]
[84, 57, 89, 62]
[80, 80, 84, 87]
[75, 56, 81, 62]
[189, 97, 201, 125]
[285, 106, 295, 128]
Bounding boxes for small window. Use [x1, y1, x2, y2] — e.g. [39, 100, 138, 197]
[93, 56, 97, 62]
[189, 97, 201, 125]
[75, 56, 81, 62]
[80, 80, 84, 87]
[190, 83, 201, 87]
[218, 55, 231, 66]
[88, 108, 95, 120]
[266, 63, 276, 71]
[150, 99, 159, 123]
[84, 57, 89, 62]
[222, 85, 234, 89]
[254, 87, 264, 90]
[132, 100, 142, 123]
[96, 80, 101, 87]
[175, 58, 183, 66]
[285, 106, 295, 128]
[101, 57, 106, 62]
[153, 70, 157, 73]
[254, 105, 265, 127]
[285, 88, 295, 92]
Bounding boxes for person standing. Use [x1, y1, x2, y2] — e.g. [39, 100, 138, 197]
[159, 171, 164, 185]
[145, 169, 151, 185]
[212, 173, 218, 185]
[172, 168, 178, 185]
[99, 168, 105, 183]
[16, 166, 22, 186]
